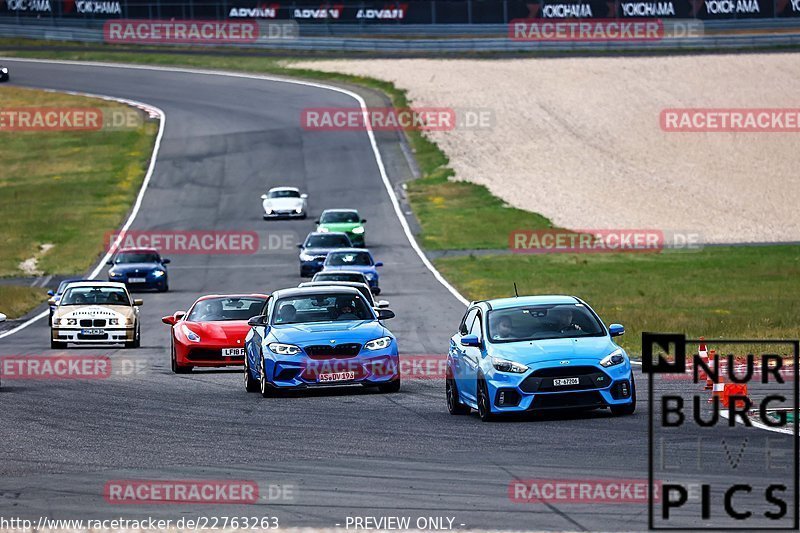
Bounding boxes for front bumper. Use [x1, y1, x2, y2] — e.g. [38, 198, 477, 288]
[263, 349, 399, 389]
[178, 344, 245, 368]
[264, 209, 305, 219]
[52, 326, 135, 344]
[109, 274, 167, 290]
[484, 362, 634, 413]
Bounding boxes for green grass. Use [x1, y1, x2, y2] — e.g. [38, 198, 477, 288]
[0, 87, 158, 277]
[1, 48, 549, 250]
[0, 285, 48, 319]
[435, 246, 800, 357]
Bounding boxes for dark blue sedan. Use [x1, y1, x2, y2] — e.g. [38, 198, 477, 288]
[297, 232, 352, 277]
[107, 248, 170, 292]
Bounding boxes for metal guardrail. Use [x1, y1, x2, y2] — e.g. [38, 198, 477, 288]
[1, 20, 800, 51]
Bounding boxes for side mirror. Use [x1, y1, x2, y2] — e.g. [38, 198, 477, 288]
[314, 219, 320, 224]
[133, 299, 144, 307]
[460, 334, 481, 347]
[377, 308, 395, 320]
[301, 193, 308, 199]
[161, 315, 176, 325]
[106, 260, 113, 265]
[375, 261, 383, 267]
[377, 300, 390, 309]
[47, 290, 55, 297]
[162, 258, 171, 265]
[296, 243, 303, 249]
[260, 194, 268, 200]
[174, 311, 186, 321]
[361, 218, 367, 223]
[609, 324, 625, 337]
[47, 298, 56, 306]
[248, 315, 268, 327]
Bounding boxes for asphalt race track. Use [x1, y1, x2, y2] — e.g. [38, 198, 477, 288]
[0, 59, 796, 531]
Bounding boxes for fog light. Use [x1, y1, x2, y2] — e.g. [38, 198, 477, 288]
[495, 388, 521, 407]
[621, 381, 630, 397]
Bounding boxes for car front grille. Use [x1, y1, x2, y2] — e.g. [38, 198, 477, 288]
[304, 343, 362, 359]
[520, 365, 610, 393]
[530, 391, 606, 410]
[79, 319, 106, 327]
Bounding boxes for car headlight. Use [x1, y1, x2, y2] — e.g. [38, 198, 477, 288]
[364, 272, 376, 280]
[108, 270, 121, 277]
[600, 348, 626, 368]
[492, 357, 528, 374]
[153, 270, 165, 278]
[299, 252, 315, 261]
[1, 68, 7, 74]
[295, 207, 303, 213]
[108, 318, 119, 326]
[52, 318, 61, 326]
[365, 336, 392, 351]
[268, 342, 302, 355]
[181, 324, 201, 342]
[67, 318, 77, 326]
[125, 317, 135, 326]
[352, 226, 365, 235]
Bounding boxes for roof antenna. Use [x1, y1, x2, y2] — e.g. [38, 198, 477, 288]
[513, 282, 519, 297]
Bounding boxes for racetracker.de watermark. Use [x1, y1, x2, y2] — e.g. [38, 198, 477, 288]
[104, 480, 266, 504]
[661, 108, 800, 132]
[0, 356, 150, 379]
[301, 107, 494, 132]
[0, 107, 144, 132]
[509, 478, 661, 504]
[509, 229, 703, 254]
[105, 230, 298, 255]
[509, 19, 703, 41]
[103, 19, 298, 44]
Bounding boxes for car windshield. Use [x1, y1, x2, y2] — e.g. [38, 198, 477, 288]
[305, 234, 351, 248]
[270, 190, 300, 199]
[61, 287, 130, 306]
[187, 297, 266, 322]
[272, 293, 373, 325]
[320, 211, 359, 224]
[314, 272, 365, 283]
[326, 252, 372, 266]
[56, 280, 80, 295]
[487, 303, 605, 342]
[115, 252, 160, 264]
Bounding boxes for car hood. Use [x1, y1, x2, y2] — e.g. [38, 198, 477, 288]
[319, 222, 360, 232]
[182, 320, 251, 343]
[264, 198, 303, 210]
[54, 304, 134, 320]
[489, 336, 618, 365]
[271, 320, 386, 344]
[110, 262, 163, 273]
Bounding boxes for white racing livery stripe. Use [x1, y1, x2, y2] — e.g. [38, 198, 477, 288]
[0, 57, 468, 343]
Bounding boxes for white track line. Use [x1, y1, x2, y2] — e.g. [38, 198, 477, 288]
[0, 57, 468, 342]
[0, 82, 167, 340]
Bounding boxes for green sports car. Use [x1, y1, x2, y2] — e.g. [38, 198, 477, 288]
[315, 209, 367, 247]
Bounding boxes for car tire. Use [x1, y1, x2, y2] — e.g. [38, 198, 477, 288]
[373, 287, 381, 296]
[50, 338, 66, 349]
[610, 375, 636, 416]
[170, 340, 192, 374]
[259, 358, 277, 397]
[446, 372, 470, 415]
[158, 282, 169, 292]
[244, 356, 260, 393]
[378, 377, 401, 393]
[477, 377, 495, 422]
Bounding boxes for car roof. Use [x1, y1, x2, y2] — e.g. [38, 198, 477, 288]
[480, 295, 581, 310]
[321, 208, 359, 213]
[314, 270, 366, 277]
[195, 294, 269, 301]
[326, 248, 370, 254]
[117, 247, 159, 254]
[268, 186, 300, 192]
[272, 286, 362, 299]
[305, 231, 349, 238]
[65, 281, 129, 289]
[300, 281, 370, 290]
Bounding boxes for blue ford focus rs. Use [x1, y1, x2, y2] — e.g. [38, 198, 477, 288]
[446, 295, 635, 421]
[244, 286, 399, 396]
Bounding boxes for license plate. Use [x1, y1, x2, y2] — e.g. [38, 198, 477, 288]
[319, 371, 355, 383]
[553, 377, 580, 387]
[222, 347, 245, 357]
[81, 328, 104, 336]
[128, 277, 146, 283]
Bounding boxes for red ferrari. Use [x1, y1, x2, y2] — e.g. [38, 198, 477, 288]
[162, 294, 269, 373]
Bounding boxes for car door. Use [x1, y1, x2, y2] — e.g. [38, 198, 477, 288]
[460, 311, 484, 403]
[450, 307, 477, 393]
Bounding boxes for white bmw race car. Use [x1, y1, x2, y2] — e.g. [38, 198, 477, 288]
[50, 281, 142, 349]
[261, 186, 308, 219]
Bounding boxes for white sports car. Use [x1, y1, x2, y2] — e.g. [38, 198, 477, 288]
[261, 186, 308, 219]
[50, 281, 142, 349]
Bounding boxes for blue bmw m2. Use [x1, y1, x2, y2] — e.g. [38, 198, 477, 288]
[244, 286, 399, 396]
[446, 295, 635, 421]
